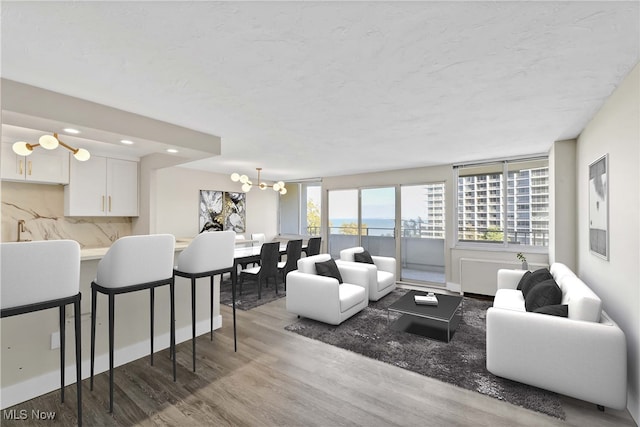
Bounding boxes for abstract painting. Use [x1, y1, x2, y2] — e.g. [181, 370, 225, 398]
[589, 154, 608, 260]
[199, 190, 246, 233]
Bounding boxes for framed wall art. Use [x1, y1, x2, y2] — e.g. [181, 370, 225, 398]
[199, 190, 246, 233]
[588, 154, 608, 260]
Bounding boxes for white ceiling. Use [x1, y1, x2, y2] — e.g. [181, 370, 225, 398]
[1, 1, 638, 181]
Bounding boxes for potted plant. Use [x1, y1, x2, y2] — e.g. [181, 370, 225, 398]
[516, 252, 528, 270]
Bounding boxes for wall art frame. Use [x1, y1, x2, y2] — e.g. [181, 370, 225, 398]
[199, 190, 246, 233]
[588, 154, 608, 260]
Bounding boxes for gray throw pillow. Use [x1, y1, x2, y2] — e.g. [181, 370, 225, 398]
[525, 278, 562, 312]
[521, 268, 553, 297]
[315, 259, 343, 284]
[354, 250, 374, 264]
[534, 304, 568, 317]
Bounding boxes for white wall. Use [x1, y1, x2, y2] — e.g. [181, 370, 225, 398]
[576, 63, 639, 423]
[155, 166, 279, 240]
[548, 139, 577, 270]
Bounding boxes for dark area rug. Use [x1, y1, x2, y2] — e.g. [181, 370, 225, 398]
[284, 289, 565, 420]
[220, 276, 286, 311]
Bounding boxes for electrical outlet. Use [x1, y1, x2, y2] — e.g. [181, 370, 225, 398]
[50, 332, 60, 350]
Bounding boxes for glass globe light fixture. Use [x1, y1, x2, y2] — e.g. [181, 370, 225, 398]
[12, 141, 34, 156]
[231, 172, 240, 182]
[74, 148, 91, 161]
[241, 183, 252, 192]
[38, 134, 59, 150]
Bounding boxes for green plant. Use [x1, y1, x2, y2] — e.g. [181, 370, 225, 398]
[516, 252, 527, 263]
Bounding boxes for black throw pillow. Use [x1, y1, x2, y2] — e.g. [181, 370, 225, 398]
[534, 304, 569, 317]
[315, 259, 343, 284]
[525, 278, 562, 312]
[517, 271, 531, 291]
[520, 268, 554, 298]
[354, 250, 374, 264]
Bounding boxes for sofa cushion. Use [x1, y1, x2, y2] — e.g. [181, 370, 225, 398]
[354, 250, 374, 264]
[315, 259, 343, 284]
[561, 275, 602, 322]
[525, 278, 562, 312]
[339, 283, 366, 312]
[534, 304, 569, 317]
[520, 268, 554, 297]
[376, 270, 395, 292]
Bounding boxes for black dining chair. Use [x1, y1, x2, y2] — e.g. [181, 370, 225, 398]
[239, 241, 280, 299]
[277, 239, 303, 289]
[305, 237, 322, 256]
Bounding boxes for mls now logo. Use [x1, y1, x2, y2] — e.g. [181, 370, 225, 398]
[3, 409, 56, 420]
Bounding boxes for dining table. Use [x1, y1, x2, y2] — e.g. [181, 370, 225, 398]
[228, 242, 306, 351]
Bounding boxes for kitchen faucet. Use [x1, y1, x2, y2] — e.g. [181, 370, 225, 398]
[17, 220, 31, 242]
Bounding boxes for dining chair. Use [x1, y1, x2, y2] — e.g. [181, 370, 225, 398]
[239, 241, 280, 299]
[173, 231, 235, 372]
[90, 234, 175, 413]
[305, 237, 322, 256]
[251, 233, 266, 247]
[277, 239, 303, 289]
[1, 240, 83, 426]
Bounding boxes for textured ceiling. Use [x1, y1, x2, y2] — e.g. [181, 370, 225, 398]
[1, 1, 638, 181]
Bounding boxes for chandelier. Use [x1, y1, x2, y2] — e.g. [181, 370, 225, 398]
[12, 133, 90, 161]
[230, 168, 287, 194]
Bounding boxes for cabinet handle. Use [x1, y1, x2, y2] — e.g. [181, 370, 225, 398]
[28, 161, 32, 176]
[108, 196, 112, 212]
[102, 196, 105, 212]
[19, 160, 23, 175]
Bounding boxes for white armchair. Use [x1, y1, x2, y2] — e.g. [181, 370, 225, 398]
[286, 254, 369, 325]
[338, 247, 396, 301]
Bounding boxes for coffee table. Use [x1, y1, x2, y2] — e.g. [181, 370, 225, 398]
[387, 290, 463, 342]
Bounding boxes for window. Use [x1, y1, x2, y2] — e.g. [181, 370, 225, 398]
[455, 158, 549, 247]
[279, 182, 322, 236]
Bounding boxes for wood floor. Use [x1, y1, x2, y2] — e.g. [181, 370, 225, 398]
[2, 297, 636, 427]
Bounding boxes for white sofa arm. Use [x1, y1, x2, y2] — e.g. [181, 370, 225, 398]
[286, 271, 341, 318]
[372, 256, 396, 274]
[497, 269, 527, 290]
[486, 307, 627, 409]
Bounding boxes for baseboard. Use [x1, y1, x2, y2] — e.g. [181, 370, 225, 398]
[0, 315, 222, 409]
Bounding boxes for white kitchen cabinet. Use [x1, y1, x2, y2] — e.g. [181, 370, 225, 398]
[64, 155, 138, 216]
[1, 142, 70, 184]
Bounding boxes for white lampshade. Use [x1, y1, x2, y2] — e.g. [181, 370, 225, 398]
[279, 187, 287, 195]
[240, 174, 249, 184]
[231, 172, 240, 182]
[241, 183, 252, 192]
[39, 134, 59, 150]
[12, 141, 33, 156]
[74, 148, 91, 161]
[277, 181, 285, 188]
[259, 182, 268, 190]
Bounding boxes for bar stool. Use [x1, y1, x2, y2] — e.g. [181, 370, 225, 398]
[173, 231, 235, 372]
[1, 240, 82, 426]
[90, 234, 175, 413]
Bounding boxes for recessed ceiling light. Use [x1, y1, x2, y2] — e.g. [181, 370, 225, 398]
[120, 139, 134, 145]
[63, 128, 80, 134]
[166, 148, 178, 153]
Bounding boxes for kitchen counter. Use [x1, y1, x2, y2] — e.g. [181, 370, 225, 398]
[80, 238, 192, 261]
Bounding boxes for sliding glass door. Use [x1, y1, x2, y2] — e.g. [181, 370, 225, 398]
[360, 187, 396, 257]
[328, 189, 359, 258]
[400, 183, 445, 284]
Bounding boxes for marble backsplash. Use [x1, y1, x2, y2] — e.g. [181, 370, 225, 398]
[1, 182, 132, 248]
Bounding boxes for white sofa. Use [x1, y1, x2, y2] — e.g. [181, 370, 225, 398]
[486, 262, 627, 409]
[338, 247, 396, 301]
[286, 254, 369, 325]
